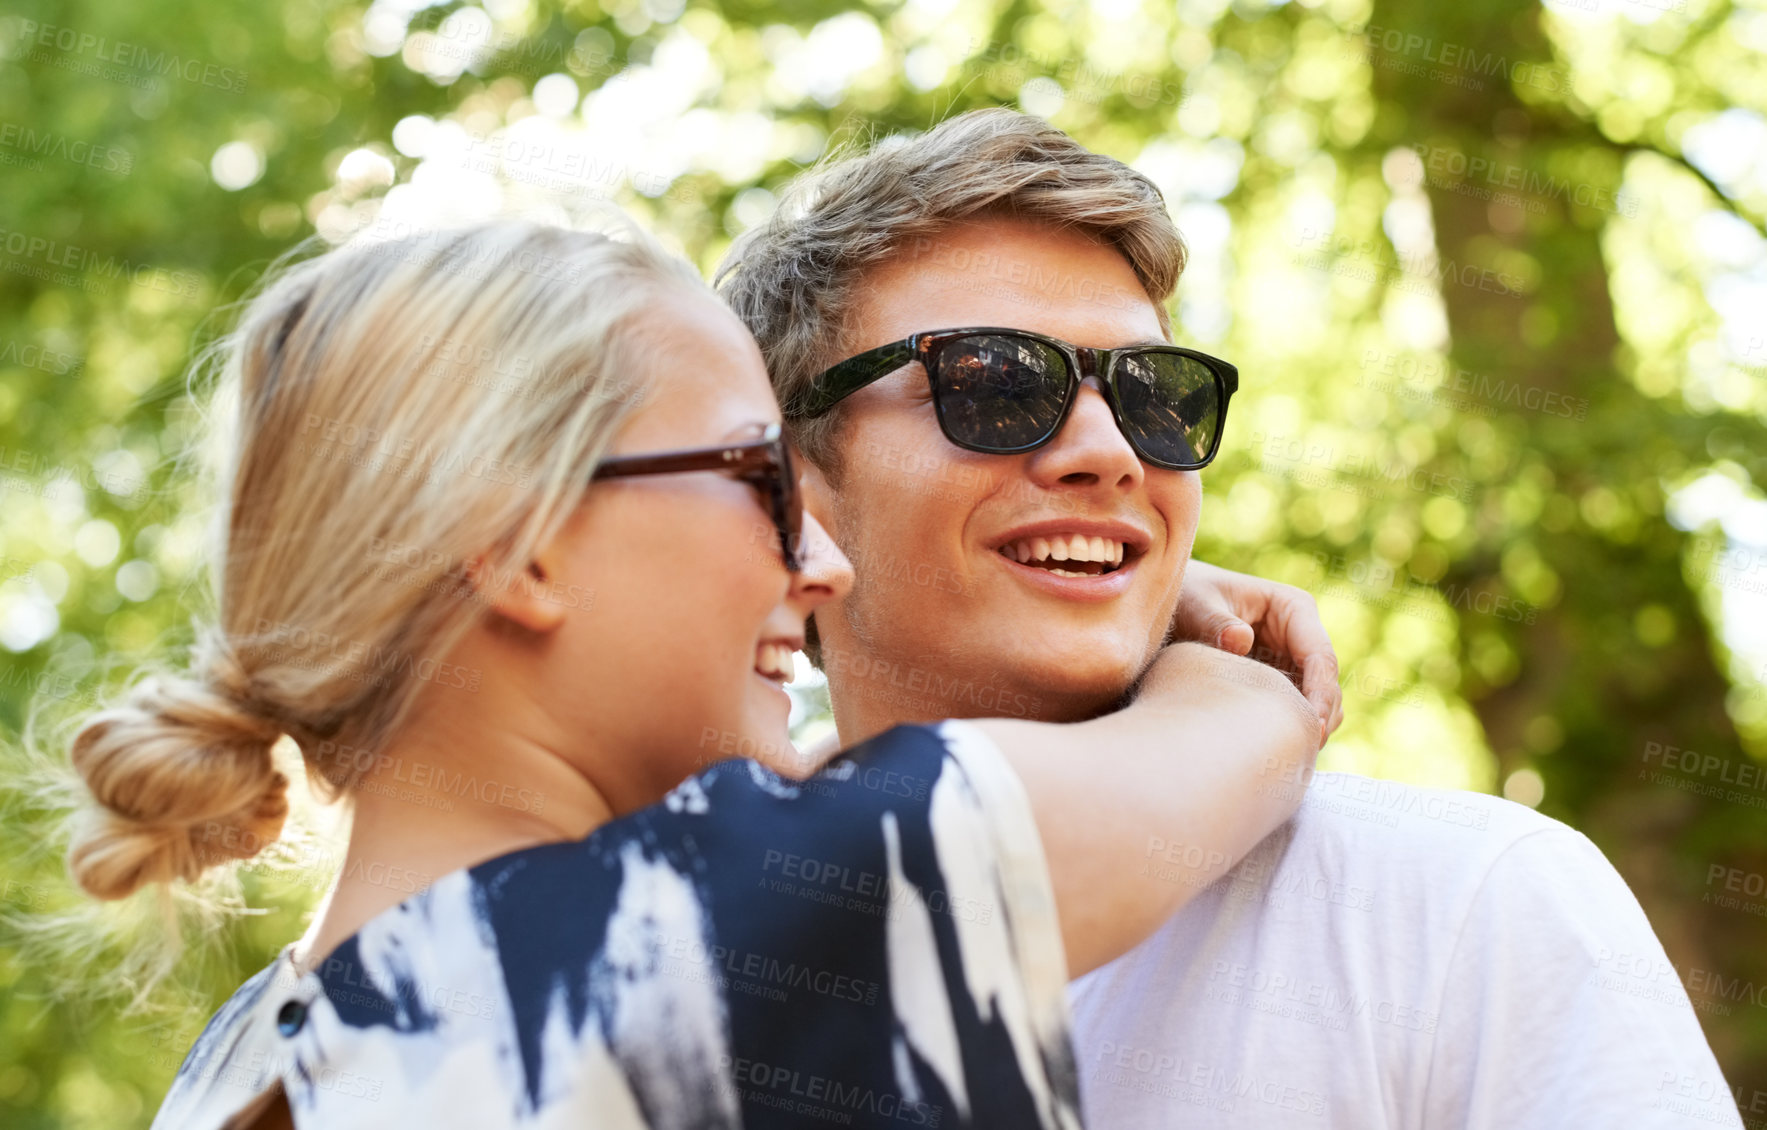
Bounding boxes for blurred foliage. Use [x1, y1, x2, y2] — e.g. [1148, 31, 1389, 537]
[2, 0, 1765, 1123]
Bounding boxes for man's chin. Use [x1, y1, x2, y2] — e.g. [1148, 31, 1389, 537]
[1004, 652, 1144, 722]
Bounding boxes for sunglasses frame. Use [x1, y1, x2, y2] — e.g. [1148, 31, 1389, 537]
[793, 326, 1239, 471]
[591, 421, 803, 572]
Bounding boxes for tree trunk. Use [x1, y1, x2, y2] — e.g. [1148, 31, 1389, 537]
[1366, 0, 1766, 1100]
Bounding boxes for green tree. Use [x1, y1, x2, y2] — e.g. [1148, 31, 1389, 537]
[3, 0, 1762, 1124]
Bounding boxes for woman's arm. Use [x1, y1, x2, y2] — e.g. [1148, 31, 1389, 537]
[969, 641, 1322, 978]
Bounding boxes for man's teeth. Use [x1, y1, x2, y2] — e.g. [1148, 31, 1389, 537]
[997, 534, 1126, 575]
[754, 642, 794, 683]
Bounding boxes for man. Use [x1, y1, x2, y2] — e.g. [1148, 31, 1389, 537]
[717, 109, 1741, 1128]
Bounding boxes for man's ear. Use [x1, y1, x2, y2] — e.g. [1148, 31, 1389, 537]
[465, 544, 571, 634]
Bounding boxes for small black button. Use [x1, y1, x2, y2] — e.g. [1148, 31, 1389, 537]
[276, 1000, 307, 1037]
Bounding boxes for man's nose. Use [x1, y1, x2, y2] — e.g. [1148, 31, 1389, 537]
[1025, 376, 1144, 488]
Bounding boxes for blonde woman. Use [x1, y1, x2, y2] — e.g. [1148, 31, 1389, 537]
[63, 218, 1321, 1129]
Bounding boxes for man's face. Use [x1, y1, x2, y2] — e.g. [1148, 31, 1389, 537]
[805, 216, 1202, 724]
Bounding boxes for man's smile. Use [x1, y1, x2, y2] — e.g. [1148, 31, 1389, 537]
[986, 519, 1151, 601]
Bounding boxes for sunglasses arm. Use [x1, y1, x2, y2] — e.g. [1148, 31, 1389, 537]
[592, 439, 781, 480]
[793, 340, 915, 418]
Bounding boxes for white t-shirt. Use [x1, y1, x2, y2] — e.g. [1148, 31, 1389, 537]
[1067, 770, 1745, 1129]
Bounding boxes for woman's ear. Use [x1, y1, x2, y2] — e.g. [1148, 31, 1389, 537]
[466, 545, 571, 634]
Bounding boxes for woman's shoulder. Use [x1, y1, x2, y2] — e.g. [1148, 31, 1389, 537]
[152, 719, 1078, 1128]
[150, 950, 308, 1129]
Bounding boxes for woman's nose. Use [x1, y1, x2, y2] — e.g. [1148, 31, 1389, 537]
[789, 511, 853, 610]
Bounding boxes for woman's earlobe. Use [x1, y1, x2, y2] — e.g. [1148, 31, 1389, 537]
[465, 554, 569, 634]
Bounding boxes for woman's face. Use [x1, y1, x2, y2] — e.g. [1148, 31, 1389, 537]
[528, 288, 852, 813]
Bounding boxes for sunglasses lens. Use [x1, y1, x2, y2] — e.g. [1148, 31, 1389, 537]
[933, 335, 1070, 450]
[1113, 352, 1223, 468]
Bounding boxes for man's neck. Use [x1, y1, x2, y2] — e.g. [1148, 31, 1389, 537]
[821, 647, 1138, 749]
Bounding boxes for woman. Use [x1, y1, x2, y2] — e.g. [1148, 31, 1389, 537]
[63, 219, 1322, 1129]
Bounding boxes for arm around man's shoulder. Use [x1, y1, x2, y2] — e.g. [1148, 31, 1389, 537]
[1420, 812, 1743, 1128]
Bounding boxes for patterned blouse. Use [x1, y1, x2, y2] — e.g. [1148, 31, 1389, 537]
[151, 720, 1084, 1129]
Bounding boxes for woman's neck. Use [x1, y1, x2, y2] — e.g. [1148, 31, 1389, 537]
[293, 721, 614, 972]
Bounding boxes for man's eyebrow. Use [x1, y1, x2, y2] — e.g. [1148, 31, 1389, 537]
[1121, 338, 1173, 349]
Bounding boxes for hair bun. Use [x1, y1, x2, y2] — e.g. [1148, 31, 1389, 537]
[66, 667, 290, 900]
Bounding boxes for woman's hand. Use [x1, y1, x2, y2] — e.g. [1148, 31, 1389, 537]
[1167, 561, 1343, 743]
[973, 642, 1323, 977]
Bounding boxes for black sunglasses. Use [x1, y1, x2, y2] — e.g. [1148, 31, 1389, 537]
[592, 421, 803, 572]
[792, 327, 1238, 471]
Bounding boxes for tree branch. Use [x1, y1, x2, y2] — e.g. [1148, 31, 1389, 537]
[1622, 141, 1767, 241]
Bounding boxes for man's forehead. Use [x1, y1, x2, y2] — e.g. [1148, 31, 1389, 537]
[847, 225, 1167, 352]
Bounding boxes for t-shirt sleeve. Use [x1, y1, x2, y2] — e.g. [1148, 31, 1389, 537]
[675, 719, 1082, 1130]
[1420, 822, 1744, 1128]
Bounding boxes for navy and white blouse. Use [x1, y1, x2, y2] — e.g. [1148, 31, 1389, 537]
[152, 720, 1083, 1129]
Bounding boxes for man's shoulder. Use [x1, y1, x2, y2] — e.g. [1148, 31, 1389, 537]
[1211, 770, 1593, 932]
[1075, 772, 1606, 998]
[1291, 769, 1569, 858]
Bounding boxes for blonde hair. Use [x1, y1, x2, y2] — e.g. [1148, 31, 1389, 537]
[715, 107, 1188, 478]
[64, 217, 705, 901]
